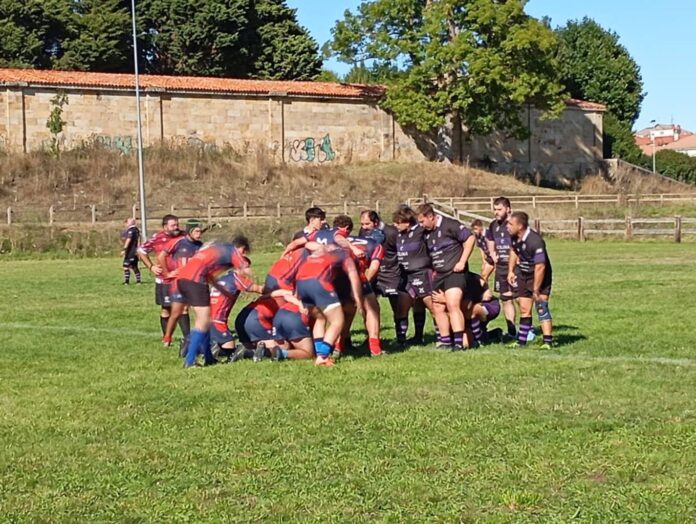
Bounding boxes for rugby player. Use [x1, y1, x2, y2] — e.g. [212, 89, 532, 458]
[137, 214, 182, 336]
[394, 206, 434, 347]
[471, 219, 495, 284]
[506, 212, 554, 349]
[292, 207, 327, 240]
[417, 203, 476, 350]
[294, 242, 364, 366]
[176, 236, 251, 368]
[272, 300, 315, 361]
[486, 197, 517, 339]
[121, 218, 141, 285]
[159, 219, 204, 346]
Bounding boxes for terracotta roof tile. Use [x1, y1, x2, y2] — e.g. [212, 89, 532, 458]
[0, 68, 606, 111]
[0, 67, 385, 99]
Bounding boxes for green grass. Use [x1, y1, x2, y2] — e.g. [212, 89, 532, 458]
[1, 241, 695, 522]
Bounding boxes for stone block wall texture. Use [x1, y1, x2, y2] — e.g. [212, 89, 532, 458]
[0, 77, 604, 184]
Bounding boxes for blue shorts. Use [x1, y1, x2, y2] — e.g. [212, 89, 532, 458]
[210, 320, 234, 345]
[296, 279, 339, 309]
[264, 274, 280, 293]
[235, 307, 274, 344]
[333, 272, 354, 304]
[273, 308, 310, 341]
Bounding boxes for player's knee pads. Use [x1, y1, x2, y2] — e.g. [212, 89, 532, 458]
[501, 294, 514, 302]
[535, 300, 552, 321]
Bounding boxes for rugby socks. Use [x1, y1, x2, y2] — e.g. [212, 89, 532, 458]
[201, 332, 215, 365]
[134, 267, 141, 284]
[123, 268, 130, 284]
[395, 317, 409, 343]
[517, 317, 533, 346]
[185, 329, 206, 367]
[178, 314, 191, 337]
[453, 331, 464, 347]
[315, 340, 332, 358]
[335, 337, 345, 353]
[439, 334, 452, 346]
[368, 337, 382, 356]
[276, 348, 289, 360]
[506, 320, 517, 337]
[413, 311, 426, 340]
[159, 316, 168, 335]
[543, 335, 554, 345]
[470, 319, 483, 343]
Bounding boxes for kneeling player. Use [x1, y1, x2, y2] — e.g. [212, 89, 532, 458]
[507, 212, 554, 349]
[235, 296, 285, 361]
[272, 301, 315, 361]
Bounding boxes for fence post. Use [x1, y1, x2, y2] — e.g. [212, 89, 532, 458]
[449, 197, 454, 208]
[575, 194, 579, 209]
[616, 194, 621, 205]
[577, 216, 585, 241]
[534, 218, 541, 233]
[207, 203, 212, 223]
[532, 196, 537, 210]
[132, 204, 137, 219]
[49, 205, 54, 225]
[170, 204, 175, 213]
[91, 205, 96, 225]
[6, 207, 11, 225]
[675, 216, 682, 243]
[276, 203, 281, 218]
[343, 201, 348, 214]
[243, 202, 248, 219]
[625, 216, 633, 240]
[375, 200, 380, 213]
[661, 194, 665, 206]
[490, 197, 494, 211]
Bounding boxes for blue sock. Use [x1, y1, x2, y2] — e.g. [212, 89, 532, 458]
[279, 348, 289, 360]
[315, 340, 331, 358]
[185, 329, 206, 367]
[202, 332, 215, 364]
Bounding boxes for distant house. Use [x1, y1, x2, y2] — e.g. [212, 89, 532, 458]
[635, 123, 694, 156]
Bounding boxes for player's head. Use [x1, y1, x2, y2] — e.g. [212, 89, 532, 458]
[332, 214, 353, 236]
[393, 206, 417, 232]
[360, 210, 380, 232]
[304, 207, 326, 231]
[232, 234, 251, 256]
[126, 217, 136, 227]
[470, 219, 484, 237]
[493, 197, 511, 222]
[416, 203, 438, 230]
[185, 219, 203, 241]
[507, 211, 529, 236]
[162, 214, 180, 235]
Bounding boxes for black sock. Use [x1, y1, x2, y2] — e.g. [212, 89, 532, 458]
[178, 314, 191, 337]
[413, 311, 426, 340]
[134, 267, 141, 283]
[123, 268, 130, 284]
[506, 319, 517, 337]
[160, 316, 169, 335]
[453, 331, 464, 347]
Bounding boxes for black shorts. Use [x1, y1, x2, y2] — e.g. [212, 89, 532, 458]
[494, 265, 512, 296]
[374, 273, 403, 297]
[405, 269, 434, 299]
[178, 279, 210, 307]
[155, 281, 172, 308]
[433, 271, 467, 292]
[514, 269, 552, 299]
[123, 256, 139, 268]
[334, 272, 354, 305]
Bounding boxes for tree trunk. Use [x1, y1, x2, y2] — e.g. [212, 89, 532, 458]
[451, 112, 463, 165]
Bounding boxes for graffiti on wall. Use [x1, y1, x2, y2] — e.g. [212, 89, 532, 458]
[288, 134, 336, 163]
[94, 135, 134, 155]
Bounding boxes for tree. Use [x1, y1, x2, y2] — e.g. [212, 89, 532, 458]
[329, 0, 566, 162]
[0, 0, 68, 69]
[555, 18, 645, 161]
[251, 0, 322, 80]
[55, 0, 132, 72]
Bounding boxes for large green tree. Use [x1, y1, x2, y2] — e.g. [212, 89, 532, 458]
[329, 0, 566, 161]
[556, 18, 645, 160]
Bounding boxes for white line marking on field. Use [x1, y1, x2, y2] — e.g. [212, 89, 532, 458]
[2, 322, 157, 338]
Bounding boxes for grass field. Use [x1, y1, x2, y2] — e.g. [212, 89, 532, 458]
[2, 240, 695, 522]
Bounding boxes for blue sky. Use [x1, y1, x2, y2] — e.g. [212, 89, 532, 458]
[287, 0, 696, 132]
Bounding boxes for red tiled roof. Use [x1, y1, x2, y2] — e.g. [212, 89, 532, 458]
[0, 68, 606, 110]
[662, 134, 696, 151]
[0, 67, 385, 99]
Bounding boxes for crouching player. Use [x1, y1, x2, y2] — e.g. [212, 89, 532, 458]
[272, 301, 315, 361]
[463, 273, 502, 345]
[506, 212, 554, 349]
[176, 236, 251, 368]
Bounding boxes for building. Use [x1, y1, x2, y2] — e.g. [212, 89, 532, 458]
[635, 123, 694, 156]
[0, 68, 605, 185]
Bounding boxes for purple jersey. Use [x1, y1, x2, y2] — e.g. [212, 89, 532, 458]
[397, 224, 431, 273]
[486, 219, 512, 266]
[475, 234, 494, 265]
[511, 229, 552, 275]
[424, 216, 472, 273]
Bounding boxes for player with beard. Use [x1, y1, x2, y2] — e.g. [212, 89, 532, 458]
[486, 197, 517, 340]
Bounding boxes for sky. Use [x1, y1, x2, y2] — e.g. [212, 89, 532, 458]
[287, 0, 696, 132]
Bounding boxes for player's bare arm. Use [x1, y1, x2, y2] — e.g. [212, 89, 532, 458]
[453, 235, 476, 273]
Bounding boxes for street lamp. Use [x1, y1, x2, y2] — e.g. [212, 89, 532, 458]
[130, 0, 148, 237]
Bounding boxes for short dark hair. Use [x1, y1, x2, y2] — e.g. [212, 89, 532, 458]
[332, 214, 354, 231]
[162, 214, 178, 226]
[232, 234, 251, 253]
[493, 197, 511, 208]
[393, 206, 417, 225]
[304, 207, 326, 223]
[360, 209, 381, 225]
[510, 211, 529, 228]
[416, 203, 435, 216]
[471, 219, 484, 228]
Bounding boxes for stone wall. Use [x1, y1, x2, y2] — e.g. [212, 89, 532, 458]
[0, 85, 603, 183]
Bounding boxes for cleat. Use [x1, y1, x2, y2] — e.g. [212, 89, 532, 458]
[253, 342, 267, 363]
[506, 341, 521, 349]
[502, 333, 516, 343]
[486, 328, 504, 344]
[162, 335, 172, 347]
[314, 356, 335, 367]
[451, 344, 466, 352]
[370, 350, 385, 357]
[407, 336, 424, 346]
[527, 328, 537, 343]
[539, 342, 554, 351]
[210, 342, 222, 360]
[203, 358, 219, 367]
[330, 349, 343, 360]
[435, 342, 450, 350]
[227, 346, 247, 363]
[271, 347, 284, 362]
[179, 337, 189, 358]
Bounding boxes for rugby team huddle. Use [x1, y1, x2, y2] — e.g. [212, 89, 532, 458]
[121, 197, 555, 368]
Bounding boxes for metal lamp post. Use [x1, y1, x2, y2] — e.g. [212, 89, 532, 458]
[130, 0, 148, 237]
